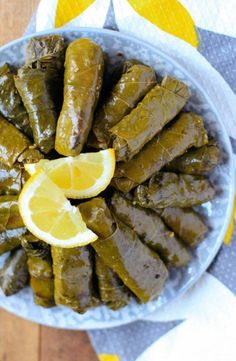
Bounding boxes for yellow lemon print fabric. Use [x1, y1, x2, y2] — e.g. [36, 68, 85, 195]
[224, 197, 236, 245]
[127, 0, 198, 47]
[55, 0, 95, 27]
[98, 354, 120, 361]
[36, 0, 110, 31]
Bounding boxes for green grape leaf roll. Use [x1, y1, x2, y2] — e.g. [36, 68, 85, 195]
[51, 245, 99, 313]
[0, 228, 27, 255]
[0, 64, 32, 137]
[0, 195, 24, 231]
[21, 234, 50, 258]
[25, 35, 65, 112]
[165, 143, 221, 175]
[93, 63, 157, 148]
[0, 115, 30, 167]
[55, 38, 104, 156]
[17, 146, 44, 164]
[111, 192, 190, 267]
[155, 207, 208, 247]
[110, 59, 143, 86]
[112, 112, 208, 193]
[0, 248, 29, 296]
[134, 172, 215, 208]
[21, 234, 55, 308]
[95, 254, 130, 310]
[0, 162, 22, 195]
[109, 76, 189, 162]
[14, 67, 57, 154]
[79, 198, 168, 303]
[25, 35, 65, 71]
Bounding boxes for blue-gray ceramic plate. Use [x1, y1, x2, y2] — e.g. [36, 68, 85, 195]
[0, 28, 234, 330]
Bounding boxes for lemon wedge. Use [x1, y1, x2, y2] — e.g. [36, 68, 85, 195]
[18, 170, 98, 247]
[25, 149, 115, 199]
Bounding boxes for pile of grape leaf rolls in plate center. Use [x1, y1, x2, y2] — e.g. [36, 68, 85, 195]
[0, 35, 221, 313]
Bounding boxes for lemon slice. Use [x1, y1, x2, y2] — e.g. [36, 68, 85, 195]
[25, 149, 115, 199]
[18, 170, 98, 248]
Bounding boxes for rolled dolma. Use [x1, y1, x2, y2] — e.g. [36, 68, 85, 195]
[109, 76, 189, 162]
[79, 198, 168, 303]
[111, 192, 190, 267]
[110, 59, 143, 86]
[93, 63, 157, 148]
[25, 35, 65, 71]
[25, 35, 65, 112]
[0, 162, 22, 195]
[0, 228, 27, 255]
[21, 235, 50, 257]
[14, 67, 57, 154]
[155, 207, 208, 247]
[17, 146, 44, 164]
[55, 38, 104, 156]
[0, 248, 29, 296]
[0, 149, 42, 195]
[87, 59, 144, 148]
[80, 198, 116, 238]
[52, 245, 99, 313]
[165, 143, 221, 175]
[0, 195, 24, 231]
[0, 64, 32, 137]
[0, 115, 30, 167]
[21, 234, 55, 308]
[112, 112, 208, 193]
[134, 172, 215, 208]
[95, 254, 130, 310]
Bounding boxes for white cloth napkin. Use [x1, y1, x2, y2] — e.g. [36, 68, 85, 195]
[138, 273, 236, 361]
